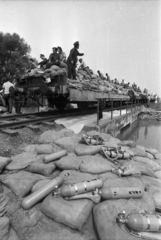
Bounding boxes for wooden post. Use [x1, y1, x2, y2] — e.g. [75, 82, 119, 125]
[97, 99, 99, 125]
[126, 101, 128, 114]
[111, 99, 113, 120]
[120, 99, 122, 116]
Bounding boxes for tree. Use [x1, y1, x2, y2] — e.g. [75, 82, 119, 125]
[0, 32, 32, 84]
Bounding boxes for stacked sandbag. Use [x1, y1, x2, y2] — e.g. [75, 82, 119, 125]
[44, 63, 68, 78]
[0, 125, 161, 240]
[27, 68, 44, 77]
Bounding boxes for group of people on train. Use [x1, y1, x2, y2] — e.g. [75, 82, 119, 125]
[0, 41, 155, 113]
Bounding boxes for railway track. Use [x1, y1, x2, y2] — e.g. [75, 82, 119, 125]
[0, 108, 97, 130]
[0, 102, 140, 131]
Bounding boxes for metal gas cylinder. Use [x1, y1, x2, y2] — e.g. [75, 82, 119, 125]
[22, 174, 68, 210]
[99, 187, 143, 199]
[116, 212, 161, 232]
[60, 178, 104, 197]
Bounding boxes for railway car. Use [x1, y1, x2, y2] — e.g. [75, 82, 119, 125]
[15, 74, 147, 111]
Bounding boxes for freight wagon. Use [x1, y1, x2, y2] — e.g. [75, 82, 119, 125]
[15, 74, 147, 111]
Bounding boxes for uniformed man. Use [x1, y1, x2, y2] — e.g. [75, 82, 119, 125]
[38, 54, 48, 70]
[67, 41, 84, 79]
[78, 58, 91, 78]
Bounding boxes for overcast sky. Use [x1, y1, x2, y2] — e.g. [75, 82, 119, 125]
[0, 0, 160, 95]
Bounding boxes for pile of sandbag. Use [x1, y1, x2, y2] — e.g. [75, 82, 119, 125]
[71, 68, 129, 95]
[0, 128, 161, 240]
[43, 62, 68, 78]
[25, 68, 44, 77]
[138, 106, 161, 121]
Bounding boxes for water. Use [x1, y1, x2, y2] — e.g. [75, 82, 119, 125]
[118, 119, 161, 152]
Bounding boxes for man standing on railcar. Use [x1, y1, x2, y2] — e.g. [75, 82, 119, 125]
[67, 41, 84, 80]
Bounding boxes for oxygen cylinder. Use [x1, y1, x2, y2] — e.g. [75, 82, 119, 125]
[22, 174, 65, 210]
[60, 178, 104, 197]
[117, 212, 161, 232]
[105, 150, 117, 158]
[43, 150, 68, 163]
[99, 187, 143, 199]
[118, 152, 130, 159]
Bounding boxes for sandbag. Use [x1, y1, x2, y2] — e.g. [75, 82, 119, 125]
[0, 156, 11, 172]
[93, 192, 155, 240]
[155, 170, 161, 180]
[0, 217, 10, 240]
[103, 175, 144, 189]
[0, 171, 43, 198]
[153, 191, 161, 210]
[35, 144, 55, 154]
[55, 153, 82, 170]
[98, 171, 120, 180]
[75, 144, 103, 156]
[86, 131, 111, 142]
[133, 156, 161, 171]
[10, 207, 41, 239]
[28, 158, 56, 177]
[120, 140, 135, 146]
[130, 148, 148, 157]
[0, 183, 3, 193]
[6, 152, 37, 170]
[50, 65, 61, 71]
[154, 153, 161, 160]
[145, 147, 159, 155]
[113, 160, 157, 178]
[8, 227, 19, 240]
[0, 193, 10, 217]
[147, 152, 154, 159]
[38, 130, 65, 143]
[79, 155, 114, 174]
[59, 62, 68, 68]
[12, 209, 97, 240]
[24, 144, 37, 153]
[57, 69, 66, 76]
[50, 70, 58, 77]
[41, 194, 93, 231]
[136, 145, 146, 151]
[141, 175, 161, 189]
[55, 134, 81, 152]
[59, 170, 98, 185]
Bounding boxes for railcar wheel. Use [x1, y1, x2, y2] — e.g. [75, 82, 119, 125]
[77, 102, 89, 111]
[55, 102, 67, 111]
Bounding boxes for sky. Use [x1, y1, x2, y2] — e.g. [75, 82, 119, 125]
[0, 0, 160, 95]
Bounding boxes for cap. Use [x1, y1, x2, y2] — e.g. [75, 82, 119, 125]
[73, 41, 79, 46]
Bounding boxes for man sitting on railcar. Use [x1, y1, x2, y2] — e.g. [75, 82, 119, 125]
[46, 47, 60, 68]
[57, 46, 66, 63]
[78, 58, 91, 78]
[97, 70, 106, 80]
[105, 73, 110, 82]
[38, 54, 48, 70]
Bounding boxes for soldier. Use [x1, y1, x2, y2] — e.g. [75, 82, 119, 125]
[67, 41, 84, 79]
[78, 58, 91, 78]
[46, 47, 60, 68]
[57, 47, 66, 63]
[38, 54, 48, 70]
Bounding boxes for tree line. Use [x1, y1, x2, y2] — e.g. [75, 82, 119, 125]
[0, 31, 36, 85]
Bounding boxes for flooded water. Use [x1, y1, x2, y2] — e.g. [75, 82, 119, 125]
[117, 119, 161, 152]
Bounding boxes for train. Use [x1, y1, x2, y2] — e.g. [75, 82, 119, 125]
[14, 73, 148, 111]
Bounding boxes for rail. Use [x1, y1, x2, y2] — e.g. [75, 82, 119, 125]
[96, 97, 142, 126]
